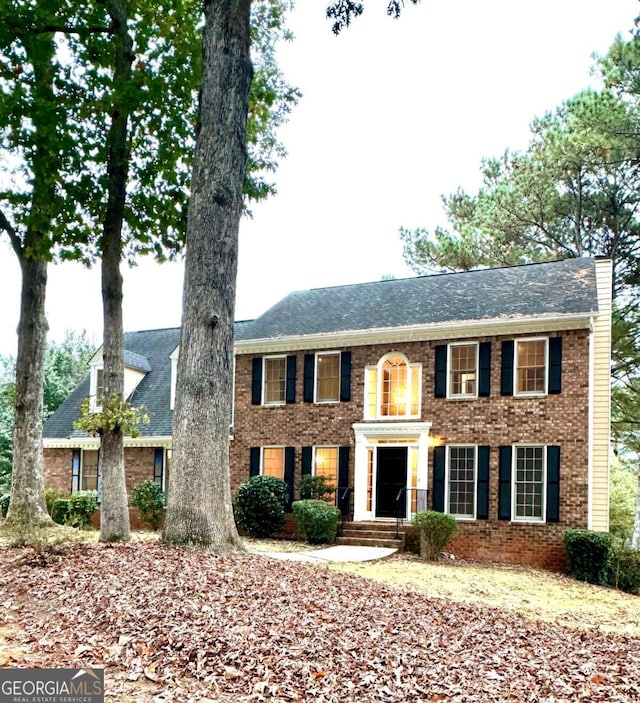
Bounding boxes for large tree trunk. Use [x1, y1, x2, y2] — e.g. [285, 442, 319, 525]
[99, 0, 133, 542]
[5, 257, 52, 527]
[163, 0, 253, 548]
[632, 469, 640, 550]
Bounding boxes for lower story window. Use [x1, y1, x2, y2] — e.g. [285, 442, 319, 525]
[314, 446, 338, 488]
[447, 446, 476, 519]
[514, 446, 544, 521]
[263, 447, 285, 479]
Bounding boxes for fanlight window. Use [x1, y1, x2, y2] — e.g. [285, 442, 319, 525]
[365, 353, 421, 419]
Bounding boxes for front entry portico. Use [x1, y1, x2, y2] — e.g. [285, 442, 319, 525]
[352, 422, 432, 522]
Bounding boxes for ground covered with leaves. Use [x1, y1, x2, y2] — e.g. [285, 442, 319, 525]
[0, 541, 638, 702]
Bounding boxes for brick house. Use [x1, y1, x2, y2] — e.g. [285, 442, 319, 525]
[43, 257, 612, 568]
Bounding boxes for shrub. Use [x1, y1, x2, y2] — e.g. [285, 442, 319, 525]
[292, 499, 341, 544]
[52, 491, 98, 529]
[45, 488, 66, 517]
[564, 529, 612, 585]
[0, 492, 9, 518]
[608, 543, 640, 595]
[131, 480, 166, 530]
[609, 461, 637, 542]
[413, 510, 457, 560]
[233, 475, 289, 538]
[299, 475, 336, 502]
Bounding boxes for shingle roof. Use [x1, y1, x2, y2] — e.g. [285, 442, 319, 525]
[44, 327, 181, 440]
[238, 258, 599, 340]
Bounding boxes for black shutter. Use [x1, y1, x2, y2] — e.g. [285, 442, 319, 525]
[476, 446, 490, 519]
[478, 342, 491, 397]
[71, 449, 81, 493]
[249, 447, 260, 477]
[498, 445, 512, 520]
[251, 358, 262, 405]
[340, 351, 352, 402]
[301, 446, 312, 476]
[500, 341, 514, 396]
[286, 355, 297, 404]
[284, 447, 295, 510]
[434, 345, 447, 398]
[432, 445, 446, 512]
[154, 448, 164, 487]
[338, 446, 350, 488]
[546, 445, 560, 522]
[548, 337, 562, 394]
[303, 354, 315, 403]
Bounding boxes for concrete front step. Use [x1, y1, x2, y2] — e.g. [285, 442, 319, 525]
[335, 536, 404, 550]
[341, 529, 399, 540]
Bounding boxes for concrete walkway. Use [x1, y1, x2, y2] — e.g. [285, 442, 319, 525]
[257, 545, 398, 563]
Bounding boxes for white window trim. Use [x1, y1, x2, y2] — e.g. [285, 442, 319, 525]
[262, 355, 287, 406]
[170, 346, 179, 411]
[447, 342, 479, 399]
[514, 337, 548, 397]
[89, 362, 104, 412]
[445, 445, 477, 520]
[511, 444, 547, 523]
[373, 352, 422, 420]
[314, 351, 341, 404]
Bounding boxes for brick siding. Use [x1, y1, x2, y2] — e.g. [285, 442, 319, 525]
[231, 329, 590, 569]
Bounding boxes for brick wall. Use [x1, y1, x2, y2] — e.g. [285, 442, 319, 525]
[44, 447, 160, 497]
[231, 329, 590, 569]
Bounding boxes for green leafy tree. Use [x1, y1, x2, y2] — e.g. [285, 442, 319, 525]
[401, 28, 640, 548]
[1, 0, 299, 537]
[164, 0, 422, 548]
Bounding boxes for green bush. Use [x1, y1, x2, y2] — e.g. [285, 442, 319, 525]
[45, 488, 66, 517]
[564, 529, 612, 585]
[609, 461, 637, 542]
[299, 474, 336, 502]
[413, 510, 458, 560]
[131, 480, 166, 530]
[233, 475, 289, 538]
[0, 492, 9, 518]
[292, 499, 341, 544]
[52, 490, 98, 529]
[608, 543, 640, 595]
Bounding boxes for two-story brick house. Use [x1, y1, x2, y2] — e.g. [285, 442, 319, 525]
[43, 257, 612, 568]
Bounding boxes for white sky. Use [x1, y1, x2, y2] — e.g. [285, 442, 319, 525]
[0, 0, 637, 356]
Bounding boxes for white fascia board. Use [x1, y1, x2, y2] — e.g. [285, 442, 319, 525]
[44, 435, 173, 449]
[234, 313, 594, 355]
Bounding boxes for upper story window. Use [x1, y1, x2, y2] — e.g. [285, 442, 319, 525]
[500, 337, 562, 397]
[303, 351, 351, 404]
[515, 339, 547, 396]
[365, 353, 421, 419]
[448, 343, 478, 398]
[252, 355, 296, 406]
[264, 356, 286, 405]
[316, 353, 340, 402]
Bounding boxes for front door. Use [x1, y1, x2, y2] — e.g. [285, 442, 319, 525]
[375, 446, 407, 518]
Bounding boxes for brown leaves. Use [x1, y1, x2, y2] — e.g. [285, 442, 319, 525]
[0, 542, 638, 702]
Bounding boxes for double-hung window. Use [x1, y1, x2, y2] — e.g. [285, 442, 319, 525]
[515, 339, 547, 396]
[316, 353, 340, 402]
[448, 343, 478, 398]
[262, 446, 285, 479]
[513, 445, 545, 521]
[263, 356, 286, 405]
[447, 446, 477, 519]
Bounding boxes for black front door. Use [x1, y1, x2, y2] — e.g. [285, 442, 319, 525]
[375, 446, 407, 518]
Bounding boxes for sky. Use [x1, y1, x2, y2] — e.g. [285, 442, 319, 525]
[0, 0, 638, 356]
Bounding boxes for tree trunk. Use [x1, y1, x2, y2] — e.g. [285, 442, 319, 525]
[5, 257, 53, 528]
[632, 468, 640, 550]
[99, 0, 133, 542]
[163, 0, 253, 548]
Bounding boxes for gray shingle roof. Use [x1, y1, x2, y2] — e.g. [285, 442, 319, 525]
[238, 258, 599, 341]
[44, 327, 181, 440]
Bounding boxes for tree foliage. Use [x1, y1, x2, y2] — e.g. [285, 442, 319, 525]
[401, 27, 640, 546]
